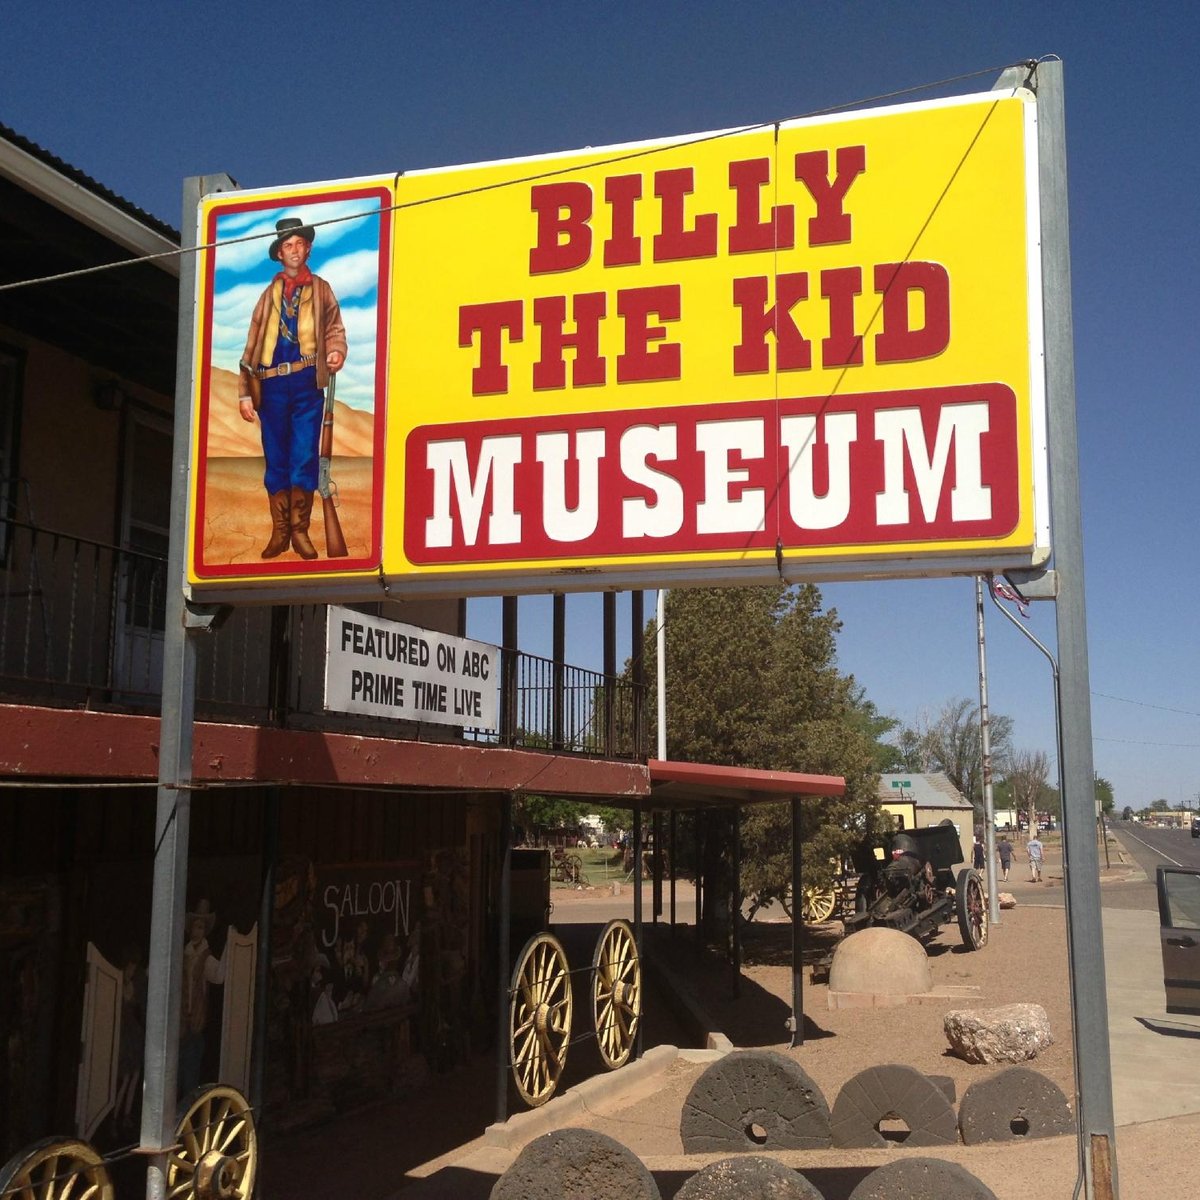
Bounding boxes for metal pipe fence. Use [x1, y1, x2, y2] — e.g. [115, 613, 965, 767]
[0, 518, 646, 758]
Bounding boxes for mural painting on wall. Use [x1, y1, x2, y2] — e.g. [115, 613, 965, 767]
[419, 846, 473, 1071]
[268, 857, 424, 1117]
[76, 859, 259, 1150]
[313, 862, 422, 1022]
[1, 880, 60, 1161]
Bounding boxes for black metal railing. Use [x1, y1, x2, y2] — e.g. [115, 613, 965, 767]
[0, 516, 170, 708]
[463, 649, 644, 758]
[0, 517, 646, 759]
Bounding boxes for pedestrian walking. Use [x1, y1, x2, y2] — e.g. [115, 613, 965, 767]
[996, 834, 1013, 882]
[1027, 831, 1044, 882]
[973, 834, 986, 871]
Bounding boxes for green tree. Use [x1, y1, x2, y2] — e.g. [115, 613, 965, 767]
[895, 698, 1014, 810]
[1094, 774, 1115, 815]
[639, 584, 891, 916]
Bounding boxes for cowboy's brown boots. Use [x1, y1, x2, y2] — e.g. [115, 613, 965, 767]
[261, 490, 291, 558]
[289, 486, 318, 560]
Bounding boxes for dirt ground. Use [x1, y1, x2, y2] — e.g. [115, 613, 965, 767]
[518, 835, 1191, 1200]
[266, 834, 1191, 1198]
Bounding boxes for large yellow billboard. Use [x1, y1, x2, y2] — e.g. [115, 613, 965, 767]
[188, 89, 1046, 598]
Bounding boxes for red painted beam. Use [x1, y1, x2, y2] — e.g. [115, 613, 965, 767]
[0, 704, 649, 799]
[648, 758, 845, 797]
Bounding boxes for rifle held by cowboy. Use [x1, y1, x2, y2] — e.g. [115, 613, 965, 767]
[318, 375, 349, 558]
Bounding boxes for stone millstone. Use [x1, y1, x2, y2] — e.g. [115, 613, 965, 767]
[829, 927, 932, 996]
[680, 1050, 832, 1154]
[830, 1065, 958, 1148]
[944, 1003, 1052, 1065]
[489, 1129, 661, 1200]
[675, 1155, 824, 1199]
[848, 1157, 998, 1200]
[958, 1066, 1074, 1144]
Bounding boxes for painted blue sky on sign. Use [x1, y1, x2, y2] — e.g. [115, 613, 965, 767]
[2, 1, 1197, 809]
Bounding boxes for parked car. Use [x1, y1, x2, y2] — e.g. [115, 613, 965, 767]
[1191, 816, 1199, 838]
[1157, 868, 1200, 1015]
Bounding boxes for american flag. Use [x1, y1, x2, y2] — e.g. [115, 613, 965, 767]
[992, 579, 1030, 617]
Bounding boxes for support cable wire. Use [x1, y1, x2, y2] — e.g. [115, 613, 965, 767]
[0, 62, 1037, 296]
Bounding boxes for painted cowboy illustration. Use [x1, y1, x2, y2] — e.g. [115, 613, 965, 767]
[238, 217, 347, 560]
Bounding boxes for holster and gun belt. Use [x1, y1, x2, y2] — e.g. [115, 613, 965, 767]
[248, 354, 317, 380]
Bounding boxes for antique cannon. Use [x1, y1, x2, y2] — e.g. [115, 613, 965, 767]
[844, 820, 988, 951]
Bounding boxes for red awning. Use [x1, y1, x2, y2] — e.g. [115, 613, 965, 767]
[647, 759, 845, 808]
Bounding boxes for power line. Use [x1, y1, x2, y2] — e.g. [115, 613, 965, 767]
[0, 61, 1029, 295]
[1091, 691, 1200, 720]
[1093, 736, 1200, 749]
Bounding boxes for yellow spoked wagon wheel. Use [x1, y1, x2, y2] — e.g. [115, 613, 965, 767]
[800, 884, 838, 923]
[0, 1137, 113, 1200]
[509, 932, 574, 1107]
[592, 919, 642, 1070]
[167, 1084, 257, 1200]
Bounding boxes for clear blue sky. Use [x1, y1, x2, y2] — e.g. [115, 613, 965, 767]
[4, 3, 1196, 810]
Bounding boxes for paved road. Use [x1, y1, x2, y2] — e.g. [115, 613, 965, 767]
[1112, 820, 1200, 872]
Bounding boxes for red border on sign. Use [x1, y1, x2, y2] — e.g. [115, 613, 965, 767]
[191, 185, 391, 580]
[403, 383, 1022, 565]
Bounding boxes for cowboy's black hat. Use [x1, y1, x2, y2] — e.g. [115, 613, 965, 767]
[269, 217, 316, 261]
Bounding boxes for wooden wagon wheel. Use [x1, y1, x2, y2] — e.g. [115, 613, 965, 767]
[0, 1137, 113, 1200]
[509, 932, 574, 1107]
[799, 884, 837, 923]
[592, 919, 641, 1070]
[956, 867, 989, 951]
[167, 1084, 257, 1200]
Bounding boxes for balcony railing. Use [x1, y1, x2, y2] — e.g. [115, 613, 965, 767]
[0, 517, 646, 759]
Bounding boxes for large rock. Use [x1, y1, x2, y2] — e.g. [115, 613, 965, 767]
[829, 927, 932, 996]
[680, 1051, 832, 1153]
[998, 893, 1017, 909]
[675, 1156, 824, 1199]
[944, 1003, 1052, 1065]
[958, 1066, 1074, 1144]
[848, 1157, 998, 1199]
[490, 1129, 660, 1200]
[829, 1064, 958, 1148]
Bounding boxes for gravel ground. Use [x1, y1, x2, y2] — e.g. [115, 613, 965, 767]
[542, 834, 1184, 1199]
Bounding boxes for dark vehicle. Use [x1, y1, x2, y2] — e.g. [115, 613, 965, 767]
[846, 820, 987, 950]
[1191, 816, 1199, 839]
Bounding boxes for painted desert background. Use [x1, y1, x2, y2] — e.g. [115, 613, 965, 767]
[200, 366, 378, 566]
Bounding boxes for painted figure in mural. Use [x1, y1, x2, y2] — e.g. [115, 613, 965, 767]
[179, 901, 226, 1095]
[238, 217, 347, 560]
[338, 918, 371, 1013]
[113, 944, 147, 1135]
[310, 961, 339, 1025]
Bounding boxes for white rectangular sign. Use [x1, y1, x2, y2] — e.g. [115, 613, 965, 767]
[324, 606, 498, 731]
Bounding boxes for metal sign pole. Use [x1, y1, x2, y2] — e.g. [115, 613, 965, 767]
[1035, 60, 1118, 1199]
[141, 173, 235, 1200]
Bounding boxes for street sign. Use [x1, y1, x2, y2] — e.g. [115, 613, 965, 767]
[324, 607, 498, 731]
[187, 87, 1048, 600]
